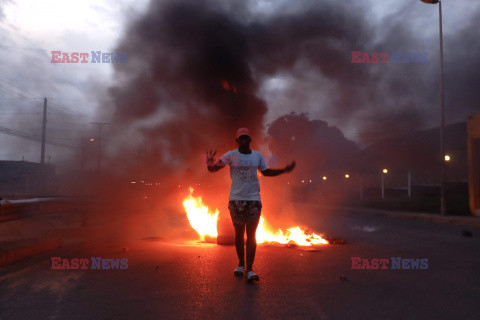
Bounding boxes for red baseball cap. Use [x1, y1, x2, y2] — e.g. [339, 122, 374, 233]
[236, 127, 250, 139]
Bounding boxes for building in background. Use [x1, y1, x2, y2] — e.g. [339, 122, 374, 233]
[467, 114, 480, 217]
[0, 161, 55, 197]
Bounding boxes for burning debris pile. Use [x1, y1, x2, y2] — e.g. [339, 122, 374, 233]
[256, 217, 328, 246]
[182, 188, 219, 241]
[183, 188, 328, 246]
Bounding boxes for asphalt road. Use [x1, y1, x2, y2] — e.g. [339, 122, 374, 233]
[1, 204, 480, 320]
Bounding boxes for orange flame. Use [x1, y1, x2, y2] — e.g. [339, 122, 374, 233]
[256, 217, 328, 245]
[183, 189, 328, 246]
[182, 188, 219, 240]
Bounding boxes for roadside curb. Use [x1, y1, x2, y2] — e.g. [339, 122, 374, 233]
[330, 206, 480, 227]
[0, 237, 62, 267]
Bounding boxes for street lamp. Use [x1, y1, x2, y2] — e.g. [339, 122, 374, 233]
[444, 154, 451, 162]
[381, 169, 388, 199]
[345, 174, 350, 179]
[420, 0, 446, 216]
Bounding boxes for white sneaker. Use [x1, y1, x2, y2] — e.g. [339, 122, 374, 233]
[234, 266, 245, 276]
[245, 270, 259, 281]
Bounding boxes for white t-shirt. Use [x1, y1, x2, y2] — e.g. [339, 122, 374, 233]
[220, 149, 268, 201]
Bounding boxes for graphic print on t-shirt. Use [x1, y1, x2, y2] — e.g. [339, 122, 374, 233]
[220, 149, 268, 201]
[237, 163, 256, 183]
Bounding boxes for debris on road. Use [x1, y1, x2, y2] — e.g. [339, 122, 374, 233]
[325, 237, 345, 245]
[216, 235, 234, 245]
[462, 230, 473, 237]
[204, 235, 216, 243]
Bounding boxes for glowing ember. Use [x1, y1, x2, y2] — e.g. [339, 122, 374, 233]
[183, 188, 219, 240]
[221, 80, 237, 93]
[182, 189, 328, 246]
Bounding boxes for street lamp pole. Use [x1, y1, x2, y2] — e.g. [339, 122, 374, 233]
[421, 0, 446, 215]
[381, 174, 385, 199]
[439, 0, 446, 216]
[381, 169, 388, 199]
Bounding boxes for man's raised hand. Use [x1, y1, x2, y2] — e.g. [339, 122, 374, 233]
[206, 150, 217, 166]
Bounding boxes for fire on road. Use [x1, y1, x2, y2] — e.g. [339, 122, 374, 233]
[182, 188, 329, 246]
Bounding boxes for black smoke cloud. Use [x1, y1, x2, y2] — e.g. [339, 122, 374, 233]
[444, 10, 480, 119]
[105, 0, 269, 179]
[104, 0, 374, 177]
[104, 0, 480, 178]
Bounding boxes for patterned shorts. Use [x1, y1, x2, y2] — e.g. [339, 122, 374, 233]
[228, 200, 262, 227]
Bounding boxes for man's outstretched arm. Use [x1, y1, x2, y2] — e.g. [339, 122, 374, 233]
[261, 161, 295, 177]
[206, 150, 226, 173]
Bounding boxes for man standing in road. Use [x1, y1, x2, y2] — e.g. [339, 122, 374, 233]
[206, 127, 295, 281]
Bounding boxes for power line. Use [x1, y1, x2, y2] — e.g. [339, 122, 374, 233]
[48, 120, 90, 125]
[48, 111, 93, 118]
[0, 79, 41, 99]
[48, 101, 95, 119]
[0, 113, 40, 116]
[0, 44, 51, 52]
[47, 97, 99, 102]
[0, 80, 95, 118]
[0, 122, 40, 125]
[0, 125, 74, 148]
[0, 85, 34, 100]
[0, 96, 43, 100]
[0, 88, 42, 108]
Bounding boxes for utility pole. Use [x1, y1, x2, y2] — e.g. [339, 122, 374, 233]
[439, 0, 446, 216]
[420, 0, 446, 215]
[90, 122, 109, 172]
[40, 98, 47, 164]
[381, 174, 385, 199]
[381, 169, 388, 199]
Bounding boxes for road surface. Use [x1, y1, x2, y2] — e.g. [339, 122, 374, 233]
[1, 204, 479, 320]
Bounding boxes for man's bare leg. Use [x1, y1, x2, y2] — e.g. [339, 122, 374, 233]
[234, 223, 246, 267]
[245, 218, 260, 272]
